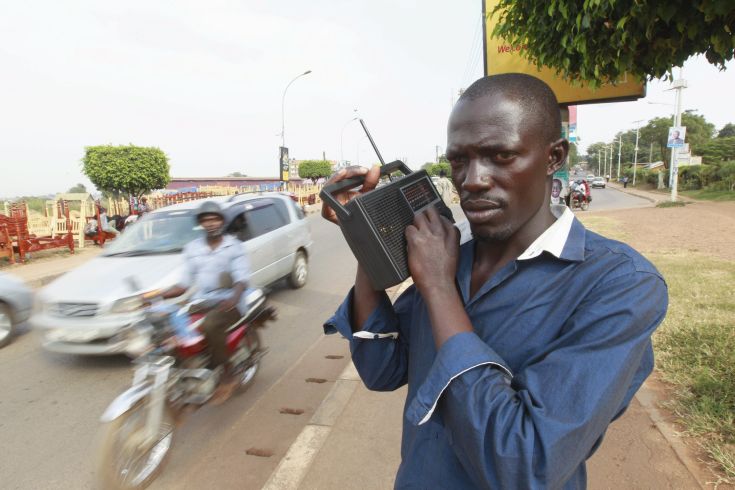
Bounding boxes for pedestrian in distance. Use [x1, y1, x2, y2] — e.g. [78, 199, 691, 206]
[623, 176, 629, 188]
[322, 73, 668, 489]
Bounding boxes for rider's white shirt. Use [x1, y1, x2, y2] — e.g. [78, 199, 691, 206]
[178, 235, 251, 315]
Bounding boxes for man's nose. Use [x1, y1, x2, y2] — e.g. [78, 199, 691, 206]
[461, 159, 492, 193]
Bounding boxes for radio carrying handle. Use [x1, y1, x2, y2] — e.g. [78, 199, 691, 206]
[319, 160, 413, 221]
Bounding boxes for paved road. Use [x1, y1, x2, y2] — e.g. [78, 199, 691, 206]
[0, 214, 358, 489]
[586, 183, 651, 212]
[0, 189, 651, 489]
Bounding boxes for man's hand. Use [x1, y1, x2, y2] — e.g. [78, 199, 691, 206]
[405, 206, 460, 298]
[321, 165, 381, 225]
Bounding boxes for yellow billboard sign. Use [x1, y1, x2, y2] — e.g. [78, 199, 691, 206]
[483, 0, 645, 105]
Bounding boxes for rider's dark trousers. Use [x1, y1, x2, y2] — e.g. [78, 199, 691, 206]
[201, 308, 243, 367]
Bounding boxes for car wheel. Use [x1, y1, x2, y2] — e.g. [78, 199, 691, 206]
[288, 251, 308, 289]
[0, 303, 15, 348]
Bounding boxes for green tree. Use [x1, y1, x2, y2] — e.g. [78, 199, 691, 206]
[297, 160, 333, 181]
[586, 142, 609, 173]
[718, 123, 735, 138]
[491, 1, 735, 85]
[424, 162, 451, 177]
[717, 162, 735, 191]
[82, 145, 170, 198]
[700, 137, 735, 165]
[227, 171, 247, 177]
[67, 183, 87, 193]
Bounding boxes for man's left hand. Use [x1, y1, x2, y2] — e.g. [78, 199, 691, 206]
[405, 206, 459, 297]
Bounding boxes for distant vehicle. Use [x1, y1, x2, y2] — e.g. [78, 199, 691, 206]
[31, 192, 313, 356]
[0, 272, 33, 348]
[586, 174, 595, 181]
[591, 177, 606, 189]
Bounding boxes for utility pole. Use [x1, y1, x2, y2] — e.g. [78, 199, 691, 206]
[617, 134, 622, 180]
[597, 151, 601, 176]
[649, 142, 653, 163]
[668, 69, 687, 201]
[436, 145, 440, 163]
[632, 120, 644, 187]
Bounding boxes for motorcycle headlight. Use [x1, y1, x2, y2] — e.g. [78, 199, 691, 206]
[110, 295, 144, 314]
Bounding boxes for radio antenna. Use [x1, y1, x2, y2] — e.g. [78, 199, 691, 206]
[359, 119, 386, 166]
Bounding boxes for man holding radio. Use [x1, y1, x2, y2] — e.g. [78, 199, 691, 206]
[323, 73, 667, 489]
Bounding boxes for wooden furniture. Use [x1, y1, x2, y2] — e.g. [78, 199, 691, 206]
[0, 201, 75, 263]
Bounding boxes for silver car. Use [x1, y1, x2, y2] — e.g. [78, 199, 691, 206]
[31, 193, 312, 356]
[0, 272, 33, 348]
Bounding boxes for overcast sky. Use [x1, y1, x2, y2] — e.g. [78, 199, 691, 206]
[2, 0, 734, 197]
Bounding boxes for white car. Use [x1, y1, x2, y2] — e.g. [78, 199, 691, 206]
[31, 193, 312, 356]
[0, 272, 33, 348]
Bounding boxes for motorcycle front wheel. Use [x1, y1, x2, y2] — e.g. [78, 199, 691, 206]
[96, 401, 176, 489]
[239, 329, 262, 389]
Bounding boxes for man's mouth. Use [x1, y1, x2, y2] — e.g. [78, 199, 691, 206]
[461, 199, 503, 222]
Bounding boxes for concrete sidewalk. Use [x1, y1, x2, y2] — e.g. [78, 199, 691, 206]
[606, 181, 696, 205]
[265, 290, 718, 489]
[3, 247, 101, 288]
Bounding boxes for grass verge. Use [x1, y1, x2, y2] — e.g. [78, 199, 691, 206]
[679, 189, 735, 201]
[581, 215, 735, 481]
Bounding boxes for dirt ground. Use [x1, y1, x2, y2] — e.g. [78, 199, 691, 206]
[584, 200, 735, 261]
[583, 199, 735, 487]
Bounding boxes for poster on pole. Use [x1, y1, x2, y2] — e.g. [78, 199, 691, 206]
[483, 0, 646, 105]
[667, 127, 686, 148]
[279, 146, 290, 181]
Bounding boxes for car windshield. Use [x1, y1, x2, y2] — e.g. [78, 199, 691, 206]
[102, 211, 202, 256]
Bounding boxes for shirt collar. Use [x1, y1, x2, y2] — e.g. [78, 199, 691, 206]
[517, 207, 581, 262]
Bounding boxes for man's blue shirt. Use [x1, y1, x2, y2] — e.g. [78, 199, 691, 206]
[325, 215, 667, 489]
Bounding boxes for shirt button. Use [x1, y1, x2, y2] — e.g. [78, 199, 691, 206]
[374, 334, 380, 340]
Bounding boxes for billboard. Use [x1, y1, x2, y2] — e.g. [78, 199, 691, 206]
[483, 0, 646, 105]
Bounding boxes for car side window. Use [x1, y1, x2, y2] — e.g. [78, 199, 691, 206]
[226, 212, 249, 241]
[245, 200, 288, 239]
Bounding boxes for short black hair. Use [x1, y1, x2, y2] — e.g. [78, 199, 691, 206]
[459, 74, 561, 143]
[439, 169, 447, 177]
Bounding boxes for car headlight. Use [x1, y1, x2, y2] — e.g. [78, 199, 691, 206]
[110, 295, 144, 313]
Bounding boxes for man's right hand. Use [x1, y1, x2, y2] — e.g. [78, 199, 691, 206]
[321, 165, 381, 225]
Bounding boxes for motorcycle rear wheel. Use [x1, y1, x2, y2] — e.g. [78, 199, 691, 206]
[96, 401, 176, 489]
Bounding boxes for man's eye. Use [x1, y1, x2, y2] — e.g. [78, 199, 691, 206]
[494, 152, 515, 161]
[448, 157, 467, 166]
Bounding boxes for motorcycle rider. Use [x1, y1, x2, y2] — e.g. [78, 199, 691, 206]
[158, 200, 251, 402]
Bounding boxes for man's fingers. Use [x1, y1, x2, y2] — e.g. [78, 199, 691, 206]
[361, 165, 381, 193]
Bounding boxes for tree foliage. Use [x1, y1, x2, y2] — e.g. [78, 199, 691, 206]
[700, 137, 735, 164]
[297, 160, 333, 180]
[82, 145, 170, 198]
[227, 171, 247, 177]
[491, 0, 735, 85]
[67, 183, 87, 193]
[424, 162, 451, 177]
[718, 123, 735, 138]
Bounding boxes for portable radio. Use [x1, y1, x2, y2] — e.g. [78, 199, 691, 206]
[320, 120, 454, 290]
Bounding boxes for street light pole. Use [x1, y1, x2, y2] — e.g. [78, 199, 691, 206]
[340, 112, 358, 168]
[616, 134, 622, 180]
[668, 69, 687, 202]
[632, 119, 644, 187]
[281, 70, 312, 149]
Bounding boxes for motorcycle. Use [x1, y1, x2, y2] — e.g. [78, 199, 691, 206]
[570, 190, 590, 211]
[96, 289, 276, 489]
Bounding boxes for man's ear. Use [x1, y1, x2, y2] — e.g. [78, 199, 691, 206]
[547, 138, 569, 176]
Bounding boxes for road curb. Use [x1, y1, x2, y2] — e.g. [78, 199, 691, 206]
[262, 281, 412, 489]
